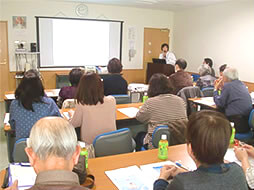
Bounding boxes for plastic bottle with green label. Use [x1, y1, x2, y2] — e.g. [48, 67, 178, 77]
[143, 92, 148, 103]
[230, 122, 235, 144]
[158, 134, 168, 160]
[79, 142, 88, 169]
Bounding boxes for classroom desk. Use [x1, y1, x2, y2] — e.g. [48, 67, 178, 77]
[188, 97, 217, 109]
[4, 89, 60, 113]
[0, 144, 196, 190]
[3, 103, 143, 132]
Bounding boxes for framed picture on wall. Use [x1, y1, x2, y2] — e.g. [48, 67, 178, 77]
[12, 16, 27, 29]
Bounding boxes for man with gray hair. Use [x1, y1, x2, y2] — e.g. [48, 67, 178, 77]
[214, 67, 252, 134]
[6, 117, 90, 190]
[196, 64, 216, 89]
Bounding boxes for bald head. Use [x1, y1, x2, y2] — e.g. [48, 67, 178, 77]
[27, 117, 78, 160]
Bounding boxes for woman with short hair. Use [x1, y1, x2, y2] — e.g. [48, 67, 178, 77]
[9, 69, 61, 141]
[154, 110, 248, 190]
[135, 73, 187, 150]
[70, 72, 116, 144]
[57, 68, 84, 107]
[103, 58, 128, 96]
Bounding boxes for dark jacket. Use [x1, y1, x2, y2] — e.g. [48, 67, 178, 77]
[103, 74, 128, 96]
[169, 70, 193, 94]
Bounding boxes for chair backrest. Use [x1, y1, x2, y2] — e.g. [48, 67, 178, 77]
[152, 126, 170, 148]
[13, 138, 29, 163]
[93, 128, 136, 157]
[202, 87, 214, 97]
[62, 99, 76, 109]
[249, 109, 254, 129]
[177, 86, 204, 116]
[112, 94, 131, 104]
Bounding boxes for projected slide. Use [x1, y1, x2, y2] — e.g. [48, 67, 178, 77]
[37, 17, 122, 68]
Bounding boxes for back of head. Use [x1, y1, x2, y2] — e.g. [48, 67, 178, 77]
[107, 58, 123, 74]
[223, 67, 238, 81]
[186, 110, 231, 165]
[28, 117, 78, 160]
[69, 68, 84, 86]
[76, 72, 104, 105]
[204, 58, 213, 68]
[148, 73, 173, 98]
[15, 69, 45, 111]
[219, 64, 227, 73]
[198, 64, 211, 76]
[175, 58, 187, 70]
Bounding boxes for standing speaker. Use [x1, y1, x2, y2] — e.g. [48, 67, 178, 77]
[30, 43, 37, 52]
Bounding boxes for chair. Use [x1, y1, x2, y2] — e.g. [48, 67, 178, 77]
[201, 87, 214, 97]
[152, 126, 170, 148]
[93, 128, 136, 157]
[235, 110, 254, 141]
[62, 99, 76, 109]
[112, 94, 131, 104]
[13, 138, 29, 163]
[177, 86, 204, 116]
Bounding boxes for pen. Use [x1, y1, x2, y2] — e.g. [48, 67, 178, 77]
[153, 166, 163, 170]
[175, 162, 190, 171]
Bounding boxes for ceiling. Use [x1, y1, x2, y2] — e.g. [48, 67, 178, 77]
[60, 0, 234, 11]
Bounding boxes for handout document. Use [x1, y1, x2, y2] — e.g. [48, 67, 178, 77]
[194, 97, 215, 106]
[9, 163, 36, 190]
[224, 148, 254, 166]
[117, 107, 139, 118]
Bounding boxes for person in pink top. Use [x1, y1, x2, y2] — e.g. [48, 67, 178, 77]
[70, 73, 116, 144]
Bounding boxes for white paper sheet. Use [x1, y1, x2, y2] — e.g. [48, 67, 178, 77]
[224, 148, 254, 167]
[9, 164, 36, 188]
[193, 97, 215, 106]
[5, 94, 15, 99]
[4, 113, 10, 124]
[45, 92, 54, 97]
[105, 165, 149, 190]
[118, 107, 139, 118]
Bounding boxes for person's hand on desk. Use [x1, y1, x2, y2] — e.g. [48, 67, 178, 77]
[158, 165, 181, 180]
[234, 146, 251, 173]
[5, 180, 18, 190]
[242, 144, 254, 158]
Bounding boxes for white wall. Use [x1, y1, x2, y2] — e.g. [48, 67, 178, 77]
[173, 0, 254, 82]
[0, 0, 3, 20]
[2, 0, 174, 71]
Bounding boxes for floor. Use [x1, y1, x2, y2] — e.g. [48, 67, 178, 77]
[0, 101, 9, 170]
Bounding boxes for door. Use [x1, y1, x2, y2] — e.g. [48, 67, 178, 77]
[143, 28, 170, 83]
[0, 21, 10, 101]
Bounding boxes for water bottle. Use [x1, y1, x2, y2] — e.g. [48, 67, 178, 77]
[230, 122, 235, 144]
[79, 142, 88, 169]
[158, 134, 168, 160]
[143, 92, 148, 103]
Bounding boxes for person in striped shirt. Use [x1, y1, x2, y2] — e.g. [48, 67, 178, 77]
[136, 73, 187, 150]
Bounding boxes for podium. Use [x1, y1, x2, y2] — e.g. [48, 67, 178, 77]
[146, 63, 175, 83]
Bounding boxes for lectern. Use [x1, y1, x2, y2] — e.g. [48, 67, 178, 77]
[146, 63, 175, 83]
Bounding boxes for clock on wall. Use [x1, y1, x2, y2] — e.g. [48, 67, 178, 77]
[75, 4, 88, 17]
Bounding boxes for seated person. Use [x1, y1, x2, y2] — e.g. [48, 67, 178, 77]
[57, 68, 84, 107]
[159, 43, 176, 65]
[70, 73, 116, 144]
[214, 64, 227, 91]
[154, 110, 248, 190]
[103, 58, 128, 96]
[204, 58, 215, 77]
[136, 73, 187, 150]
[235, 143, 254, 189]
[6, 117, 90, 190]
[9, 69, 61, 141]
[196, 63, 216, 89]
[214, 67, 252, 133]
[169, 58, 193, 94]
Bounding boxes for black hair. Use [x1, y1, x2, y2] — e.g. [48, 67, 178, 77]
[219, 64, 227, 73]
[69, 68, 84, 87]
[175, 58, 187, 70]
[161, 43, 169, 51]
[15, 69, 45, 111]
[204, 58, 213, 68]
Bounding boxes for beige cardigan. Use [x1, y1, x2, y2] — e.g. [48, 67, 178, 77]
[70, 96, 117, 144]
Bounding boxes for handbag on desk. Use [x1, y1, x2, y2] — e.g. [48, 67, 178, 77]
[72, 153, 95, 188]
